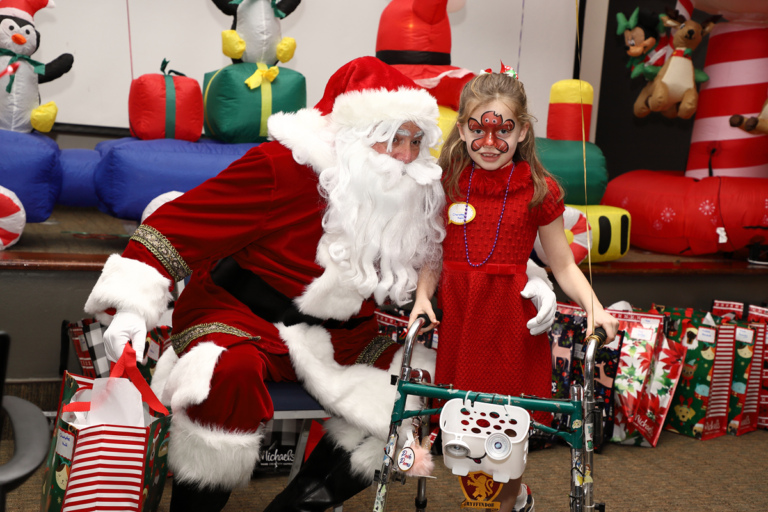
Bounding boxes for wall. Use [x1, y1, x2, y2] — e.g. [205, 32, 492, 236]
[1, 270, 98, 381]
[33, 0, 589, 137]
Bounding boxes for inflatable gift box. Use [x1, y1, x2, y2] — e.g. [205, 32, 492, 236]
[535, 138, 608, 205]
[203, 62, 306, 144]
[129, 60, 204, 142]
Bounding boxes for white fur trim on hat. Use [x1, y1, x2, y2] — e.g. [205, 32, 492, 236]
[331, 87, 439, 130]
[84, 254, 173, 328]
[168, 410, 264, 489]
[267, 108, 336, 173]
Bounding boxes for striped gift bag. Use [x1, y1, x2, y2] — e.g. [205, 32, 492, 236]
[41, 345, 171, 512]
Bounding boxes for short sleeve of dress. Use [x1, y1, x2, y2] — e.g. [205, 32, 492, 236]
[533, 177, 565, 227]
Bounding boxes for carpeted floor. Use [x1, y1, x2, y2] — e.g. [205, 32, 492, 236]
[7, 429, 767, 511]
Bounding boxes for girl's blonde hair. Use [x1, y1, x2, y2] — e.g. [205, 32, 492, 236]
[438, 72, 563, 207]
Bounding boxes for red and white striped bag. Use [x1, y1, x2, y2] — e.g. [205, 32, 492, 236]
[42, 345, 172, 512]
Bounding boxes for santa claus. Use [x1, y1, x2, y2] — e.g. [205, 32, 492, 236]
[83, 56, 556, 511]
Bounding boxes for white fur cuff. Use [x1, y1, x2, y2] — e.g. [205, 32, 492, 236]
[84, 254, 173, 328]
[163, 342, 226, 412]
[168, 411, 264, 490]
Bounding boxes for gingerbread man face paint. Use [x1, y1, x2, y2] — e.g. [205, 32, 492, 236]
[468, 111, 516, 153]
[458, 99, 529, 172]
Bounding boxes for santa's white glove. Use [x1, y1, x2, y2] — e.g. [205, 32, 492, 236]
[521, 275, 557, 336]
[103, 311, 147, 364]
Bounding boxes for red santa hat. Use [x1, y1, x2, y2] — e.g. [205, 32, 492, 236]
[314, 56, 439, 131]
[0, 0, 53, 23]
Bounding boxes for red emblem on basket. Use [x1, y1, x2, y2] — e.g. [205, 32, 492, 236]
[458, 471, 504, 509]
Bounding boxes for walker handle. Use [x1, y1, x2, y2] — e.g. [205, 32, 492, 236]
[586, 327, 608, 349]
[416, 306, 443, 329]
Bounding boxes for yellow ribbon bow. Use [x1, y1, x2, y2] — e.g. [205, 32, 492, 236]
[245, 65, 279, 90]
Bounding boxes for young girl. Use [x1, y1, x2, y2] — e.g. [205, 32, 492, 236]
[410, 68, 619, 512]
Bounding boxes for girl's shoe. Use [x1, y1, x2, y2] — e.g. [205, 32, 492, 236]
[513, 483, 535, 512]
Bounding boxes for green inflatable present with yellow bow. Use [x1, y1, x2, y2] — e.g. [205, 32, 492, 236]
[203, 62, 306, 144]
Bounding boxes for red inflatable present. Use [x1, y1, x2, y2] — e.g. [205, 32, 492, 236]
[129, 60, 203, 142]
[601, 170, 768, 255]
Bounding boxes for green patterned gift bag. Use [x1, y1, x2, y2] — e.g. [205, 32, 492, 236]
[664, 312, 735, 440]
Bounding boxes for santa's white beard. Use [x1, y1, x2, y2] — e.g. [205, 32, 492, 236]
[296, 136, 445, 319]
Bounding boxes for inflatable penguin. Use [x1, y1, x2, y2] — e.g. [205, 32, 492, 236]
[212, 0, 301, 65]
[0, 0, 73, 133]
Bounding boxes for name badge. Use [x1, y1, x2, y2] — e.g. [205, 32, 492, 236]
[448, 202, 476, 225]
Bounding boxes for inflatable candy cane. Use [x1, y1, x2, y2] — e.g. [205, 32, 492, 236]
[685, 3, 768, 178]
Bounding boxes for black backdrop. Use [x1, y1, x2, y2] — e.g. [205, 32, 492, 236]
[594, 0, 711, 178]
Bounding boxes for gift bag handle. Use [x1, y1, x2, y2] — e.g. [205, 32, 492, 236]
[63, 344, 169, 416]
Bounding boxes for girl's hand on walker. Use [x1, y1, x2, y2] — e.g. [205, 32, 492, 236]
[587, 309, 620, 342]
[408, 298, 439, 334]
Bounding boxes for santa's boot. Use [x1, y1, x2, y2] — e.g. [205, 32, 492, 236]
[169, 479, 231, 512]
[263, 434, 372, 512]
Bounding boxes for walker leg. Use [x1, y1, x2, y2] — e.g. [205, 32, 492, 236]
[373, 427, 400, 512]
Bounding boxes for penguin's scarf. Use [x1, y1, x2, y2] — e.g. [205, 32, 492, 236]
[0, 48, 45, 92]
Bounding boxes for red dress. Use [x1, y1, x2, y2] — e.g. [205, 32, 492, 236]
[436, 160, 564, 424]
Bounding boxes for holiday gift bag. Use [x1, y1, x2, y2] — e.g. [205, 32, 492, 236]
[760, 323, 768, 429]
[549, 308, 583, 401]
[608, 309, 665, 426]
[549, 303, 624, 447]
[712, 300, 768, 325]
[203, 62, 306, 143]
[67, 318, 110, 378]
[726, 321, 764, 435]
[67, 318, 172, 384]
[607, 308, 666, 446]
[664, 315, 736, 440]
[41, 345, 172, 512]
[129, 59, 204, 142]
[627, 334, 687, 446]
[713, 301, 768, 430]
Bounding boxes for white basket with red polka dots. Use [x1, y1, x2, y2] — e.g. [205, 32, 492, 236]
[440, 398, 529, 483]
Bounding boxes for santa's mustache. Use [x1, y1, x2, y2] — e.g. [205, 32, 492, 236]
[353, 148, 442, 190]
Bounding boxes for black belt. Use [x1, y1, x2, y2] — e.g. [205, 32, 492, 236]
[375, 50, 451, 66]
[210, 256, 372, 330]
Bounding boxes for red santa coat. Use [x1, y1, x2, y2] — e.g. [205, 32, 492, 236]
[84, 140, 416, 489]
[123, 141, 384, 364]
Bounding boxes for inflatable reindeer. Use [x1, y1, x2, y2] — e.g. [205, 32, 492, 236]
[633, 12, 717, 119]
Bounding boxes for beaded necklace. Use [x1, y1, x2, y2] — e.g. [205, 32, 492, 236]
[463, 161, 516, 267]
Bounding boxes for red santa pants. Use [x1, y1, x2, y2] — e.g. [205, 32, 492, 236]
[185, 339, 298, 432]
